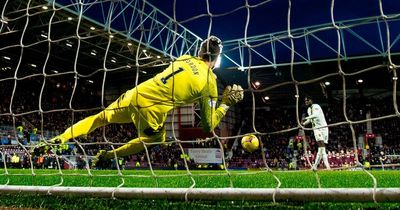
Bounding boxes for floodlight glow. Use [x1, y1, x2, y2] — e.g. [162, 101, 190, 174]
[67, 17, 73, 21]
[90, 27, 96, 30]
[42, 6, 48, 10]
[264, 96, 270, 100]
[214, 55, 221, 69]
[254, 81, 261, 87]
[357, 79, 363, 83]
[324, 81, 331, 86]
[157, 55, 161, 59]
[127, 43, 132, 46]
[109, 35, 114, 38]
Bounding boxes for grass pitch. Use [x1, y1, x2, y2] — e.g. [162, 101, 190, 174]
[0, 169, 398, 209]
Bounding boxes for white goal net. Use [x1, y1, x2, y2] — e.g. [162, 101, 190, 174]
[0, 0, 400, 202]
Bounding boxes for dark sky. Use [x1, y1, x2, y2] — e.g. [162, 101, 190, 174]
[146, 0, 400, 72]
[53, 0, 400, 63]
[51, 0, 400, 91]
[146, 0, 399, 40]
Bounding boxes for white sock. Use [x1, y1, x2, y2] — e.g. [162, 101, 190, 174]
[313, 149, 322, 169]
[320, 147, 331, 169]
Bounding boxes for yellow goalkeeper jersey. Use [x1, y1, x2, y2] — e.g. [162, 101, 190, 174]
[126, 55, 227, 133]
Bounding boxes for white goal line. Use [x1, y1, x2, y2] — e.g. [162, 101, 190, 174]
[0, 186, 399, 202]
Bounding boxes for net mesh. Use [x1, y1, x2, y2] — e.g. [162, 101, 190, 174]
[0, 0, 399, 202]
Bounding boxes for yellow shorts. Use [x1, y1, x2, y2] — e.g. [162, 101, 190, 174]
[104, 88, 166, 138]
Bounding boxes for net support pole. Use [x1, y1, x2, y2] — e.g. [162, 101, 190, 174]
[1, 186, 400, 201]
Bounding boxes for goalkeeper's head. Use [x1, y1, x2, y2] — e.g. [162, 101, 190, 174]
[198, 36, 223, 69]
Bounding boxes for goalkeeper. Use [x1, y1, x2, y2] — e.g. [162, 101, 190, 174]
[32, 36, 244, 166]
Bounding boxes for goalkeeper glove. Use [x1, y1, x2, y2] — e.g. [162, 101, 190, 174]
[222, 84, 244, 106]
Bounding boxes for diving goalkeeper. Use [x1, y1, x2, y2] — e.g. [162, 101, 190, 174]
[32, 36, 244, 167]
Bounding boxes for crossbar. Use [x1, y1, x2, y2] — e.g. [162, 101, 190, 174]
[1, 186, 400, 202]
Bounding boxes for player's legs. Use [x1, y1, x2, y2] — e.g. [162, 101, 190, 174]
[312, 146, 322, 170]
[104, 127, 166, 159]
[92, 126, 166, 167]
[56, 91, 134, 143]
[92, 107, 168, 167]
[32, 90, 135, 156]
[315, 141, 331, 169]
[313, 129, 330, 170]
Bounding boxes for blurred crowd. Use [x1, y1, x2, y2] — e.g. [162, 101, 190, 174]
[234, 96, 400, 170]
[1, 79, 400, 170]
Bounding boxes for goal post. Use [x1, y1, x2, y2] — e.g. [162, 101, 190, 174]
[0, 186, 400, 202]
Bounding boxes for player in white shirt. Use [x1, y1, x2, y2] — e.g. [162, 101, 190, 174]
[302, 96, 331, 170]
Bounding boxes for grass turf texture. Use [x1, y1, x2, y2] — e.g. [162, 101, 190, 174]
[0, 169, 400, 188]
[0, 169, 399, 209]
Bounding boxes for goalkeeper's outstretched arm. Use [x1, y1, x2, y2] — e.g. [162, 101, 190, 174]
[199, 84, 243, 132]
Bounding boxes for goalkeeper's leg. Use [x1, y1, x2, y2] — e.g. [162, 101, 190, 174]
[57, 94, 133, 143]
[31, 112, 115, 157]
[32, 91, 134, 156]
[92, 127, 166, 168]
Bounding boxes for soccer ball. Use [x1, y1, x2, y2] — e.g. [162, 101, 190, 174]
[241, 134, 259, 152]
